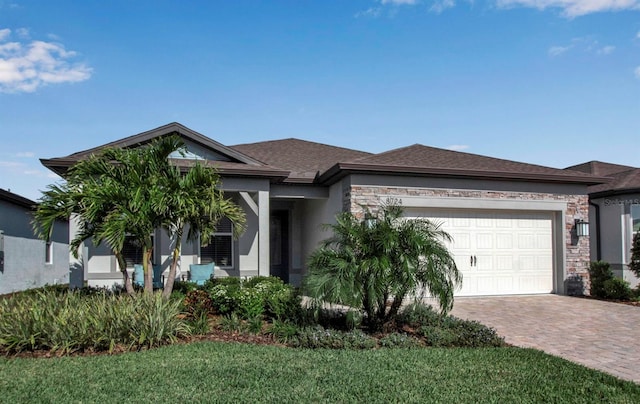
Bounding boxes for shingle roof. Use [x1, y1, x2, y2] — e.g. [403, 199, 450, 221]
[318, 144, 603, 185]
[230, 138, 372, 183]
[566, 161, 635, 177]
[567, 161, 640, 196]
[0, 189, 36, 209]
[41, 122, 607, 187]
[41, 123, 283, 178]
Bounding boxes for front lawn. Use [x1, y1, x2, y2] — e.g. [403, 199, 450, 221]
[1, 342, 638, 403]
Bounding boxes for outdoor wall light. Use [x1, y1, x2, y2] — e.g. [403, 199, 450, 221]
[364, 212, 376, 229]
[575, 219, 589, 237]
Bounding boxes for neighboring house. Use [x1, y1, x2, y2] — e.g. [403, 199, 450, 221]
[0, 189, 70, 294]
[566, 161, 640, 288]
[41, 122, 604, 296]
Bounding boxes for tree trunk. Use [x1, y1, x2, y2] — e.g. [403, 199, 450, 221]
[162, 227, 183, 299]
[143, 247, 153, 294]
[116, 252, 135, 295]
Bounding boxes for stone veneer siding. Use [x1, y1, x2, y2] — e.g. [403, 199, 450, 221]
[345, 185, 591, 293]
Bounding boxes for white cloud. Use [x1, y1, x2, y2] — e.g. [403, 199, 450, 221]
[597, 45, 615, 55]
[355, 7, 383, 17]
[548, 45, 572, 56]
[0, 161, 24, 168]
[15, 151, 35, 158]
[16, 27, 29, 38]
[635, 66, 640, 78]
[496, 0, 640, 18]
[431, 0, 456, 13]
[446, 144, 470, 151]
[0, 28, 92, 93]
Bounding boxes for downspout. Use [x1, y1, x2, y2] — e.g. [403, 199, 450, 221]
[589, 200, 601, 261]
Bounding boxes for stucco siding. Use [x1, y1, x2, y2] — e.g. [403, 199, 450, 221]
[0, 236, 69, 294]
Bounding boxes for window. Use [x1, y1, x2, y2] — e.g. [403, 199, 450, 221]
[122, 235, 155, 268]
[45, 241, 53, 264]
[632, 205, 640, 234]
[201, 217, 233, 267]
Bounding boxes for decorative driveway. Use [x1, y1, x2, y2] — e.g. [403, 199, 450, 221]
[449, 295, 640, 383]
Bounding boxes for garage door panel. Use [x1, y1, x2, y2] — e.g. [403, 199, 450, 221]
[404, 208, 554, 296]
[476, 233, 493, 249]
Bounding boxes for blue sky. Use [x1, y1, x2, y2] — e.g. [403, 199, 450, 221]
[1, 0, 638, 200]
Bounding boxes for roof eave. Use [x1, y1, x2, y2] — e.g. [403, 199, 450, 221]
[589, 187, 640, 199]
[0, 189, 37, 209]
[319, 163, 608, 186]
[55, 123, 265, 166]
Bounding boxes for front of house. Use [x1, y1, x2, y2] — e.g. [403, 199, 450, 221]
[41, 123, 605, 296]
[566, 161, 640, 288]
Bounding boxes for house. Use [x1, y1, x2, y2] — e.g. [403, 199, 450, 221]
[41, 122, 605, 296]
[565, 161, 640, 288]
[0, 189, 70, 294]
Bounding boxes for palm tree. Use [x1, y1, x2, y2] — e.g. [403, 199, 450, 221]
[34, 135, 246, 296]
[158, 160, 246, 298]
[304, 199, 461, 331]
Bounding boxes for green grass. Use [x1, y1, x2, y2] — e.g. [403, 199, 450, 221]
[1, 343, 638, 403]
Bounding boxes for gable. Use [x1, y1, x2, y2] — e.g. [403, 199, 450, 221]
[170, 138, 233, 162]
[41, 122, 272, 176]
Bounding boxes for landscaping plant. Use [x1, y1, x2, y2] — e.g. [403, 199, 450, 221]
[0, 289, 189, 354]
[630, 231, 640, 279]
[588, 260, 633, 299]
[304, 199, 461, 331]
[33, 135, 246, 296]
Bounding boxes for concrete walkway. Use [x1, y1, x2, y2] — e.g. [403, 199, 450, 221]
[449, 295, 640, 384]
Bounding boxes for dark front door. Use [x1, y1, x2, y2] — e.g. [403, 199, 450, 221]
[270, 210, 289, 283]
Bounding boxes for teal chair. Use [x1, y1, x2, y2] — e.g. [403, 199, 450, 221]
[189, 263, 214, 286]
[133, 264, 164, 289]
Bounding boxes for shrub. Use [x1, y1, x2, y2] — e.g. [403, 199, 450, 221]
[183, 290, 214, 317]
[630, 232, 640, 278]
[267, 320, 300, 343]
[397, 303, 442, 327]
[188, 311, 210, 335]
[420, 326, 458, 347]
[589, 261, 614, 298]
[220, 313, 245, 333]
[378, 332, 421, 348]
[0, 290, 189, 354]
[172, 280, 199, 295]
[439, 317, 505, 348]
[206, 276, 300, 321]
[289, 326, 376, 349]
[208, 281, 242, 315]
[603, 278, 633, 300]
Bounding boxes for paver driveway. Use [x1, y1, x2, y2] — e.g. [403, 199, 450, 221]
[449, 295, 640, 383]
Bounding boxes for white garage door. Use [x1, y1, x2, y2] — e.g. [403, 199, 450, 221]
[405, 209, 554, 296]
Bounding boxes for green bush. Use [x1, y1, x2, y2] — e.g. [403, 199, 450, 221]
[378, 332, 421, 348]
[290, 326, 376, 349]
[183, 290, 214, 317]
[0, 290, 189, 354]
[267, 320, 300, 343]
[420, 326, 458, 347]
[172, 280, 200, 295]
[204, 276, 300, 321]
[397, 303, 443, 327]
[220, 313, 245, 333]
[440, 317, 505, 348]
[603, 278, 633, 300]
[589, 261, 614, 298]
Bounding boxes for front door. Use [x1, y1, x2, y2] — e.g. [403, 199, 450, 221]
[270, 210, 289, 283]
